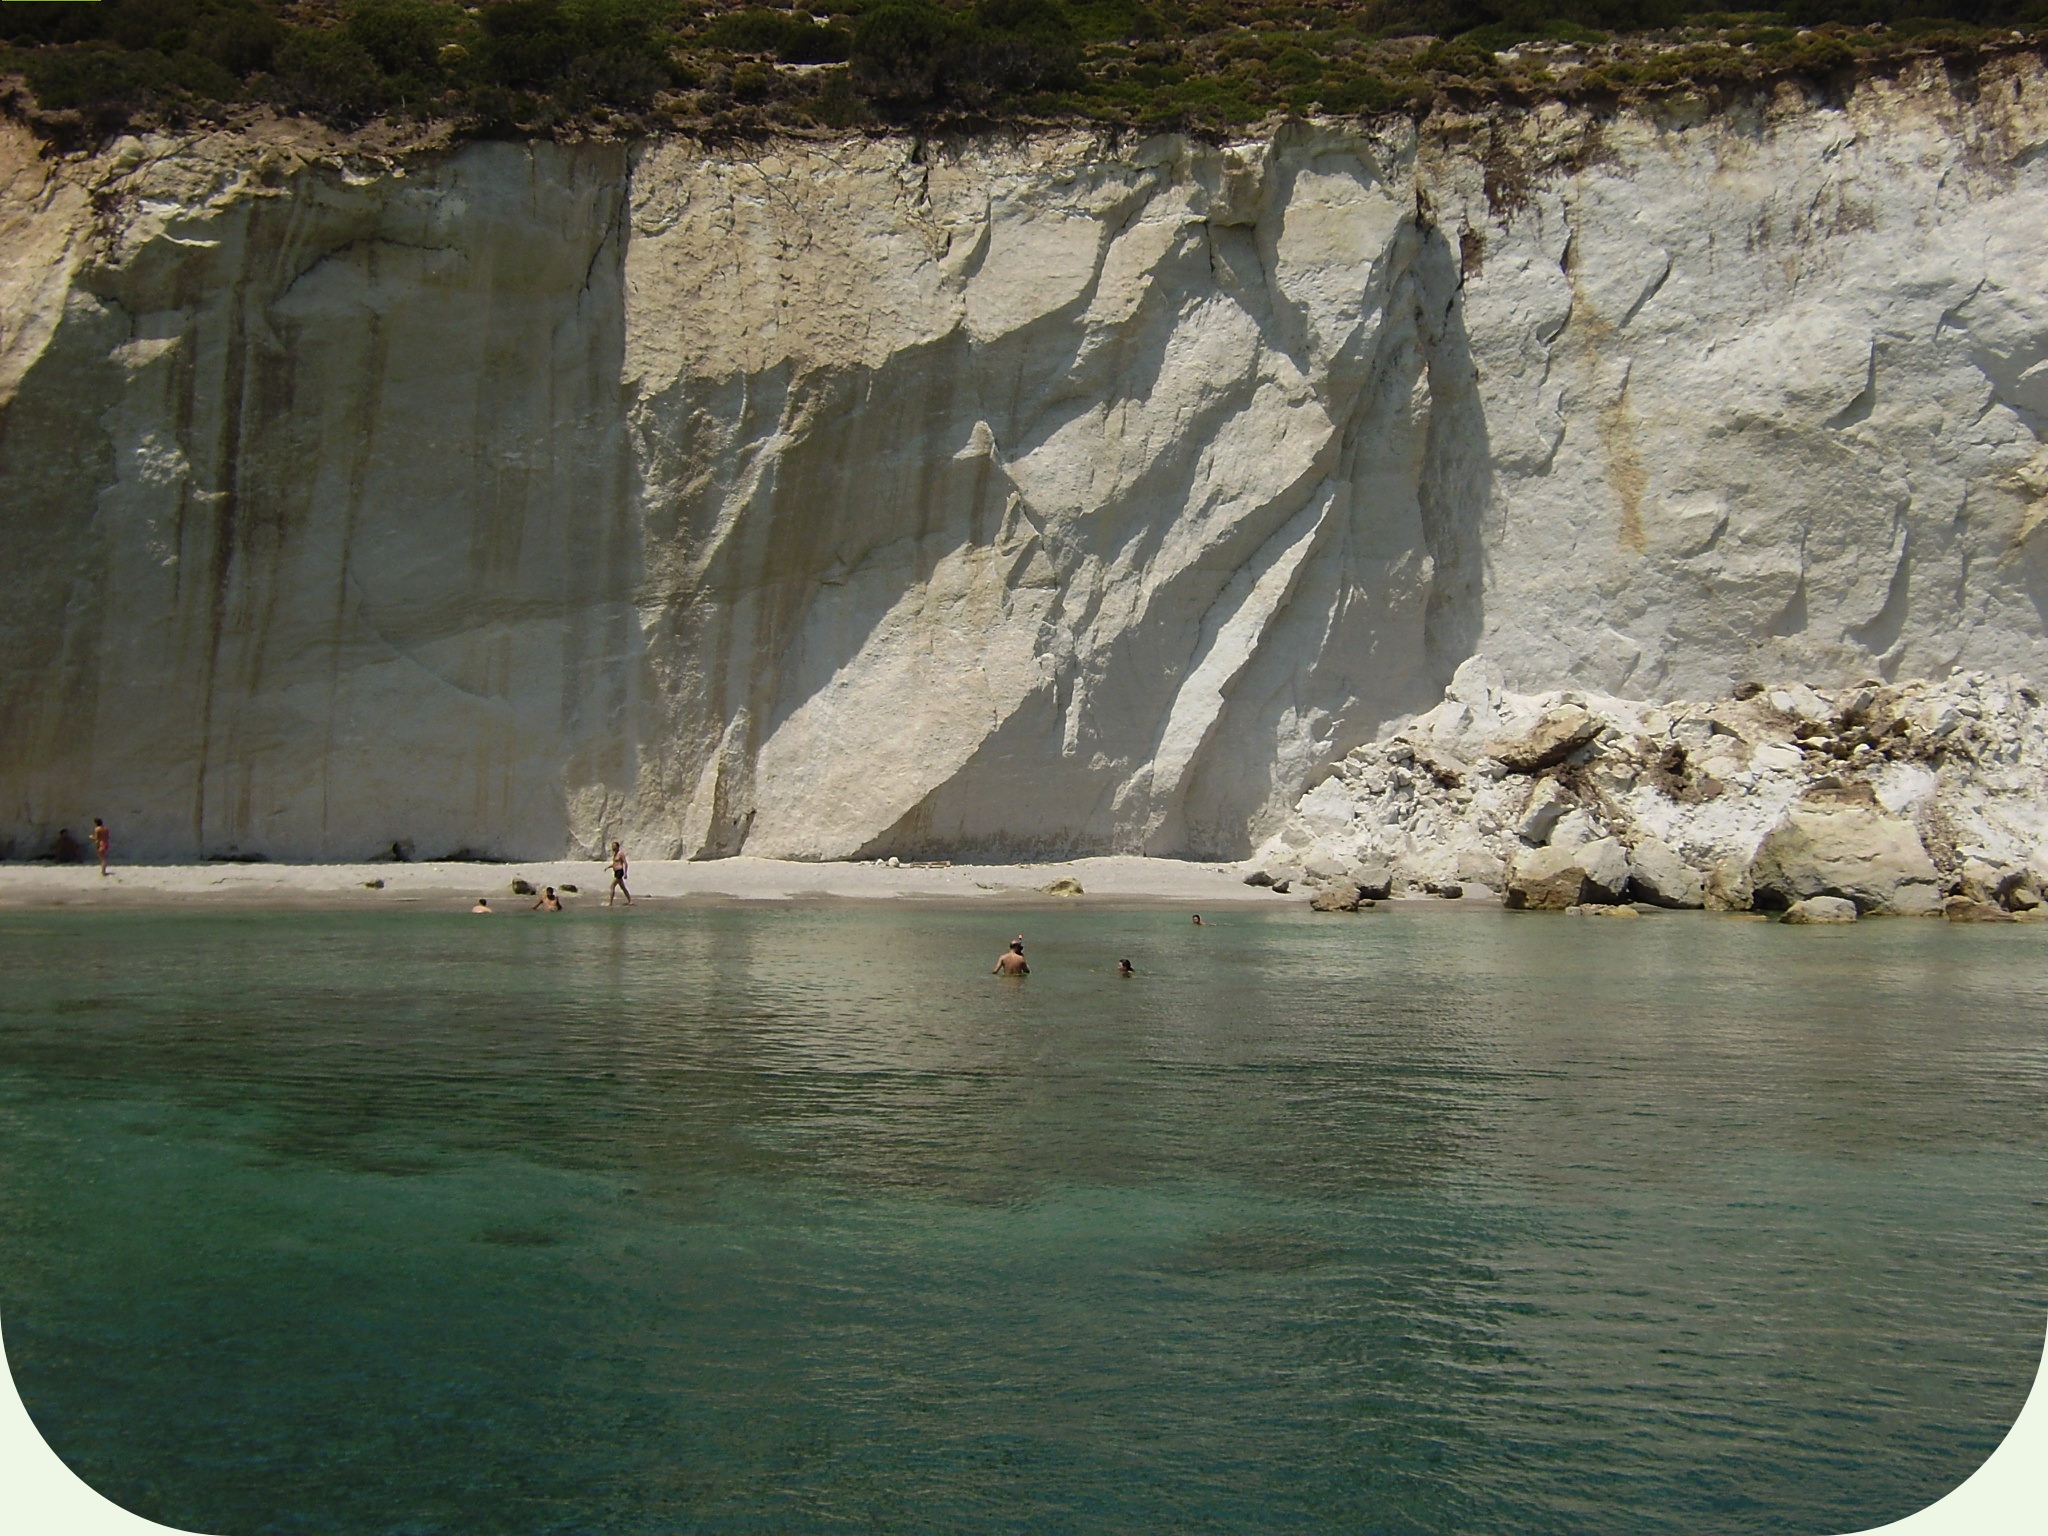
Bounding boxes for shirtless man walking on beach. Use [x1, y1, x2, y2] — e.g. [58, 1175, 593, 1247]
[91, 818, 110, 876]
[607, 841, 632, 906]
[993, 938, 1029, 976]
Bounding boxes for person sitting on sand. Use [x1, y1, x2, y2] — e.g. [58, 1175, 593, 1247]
[993, 940, 1029, 976]
[1118, 959, 1135, 975]
[52, 828, 83, 864]
[472, 898, 493, 913]
[607, 841, 631, 906]
[531, 887, 562, 912]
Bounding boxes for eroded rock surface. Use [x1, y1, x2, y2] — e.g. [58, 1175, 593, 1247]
[6, 58, 2048, 862]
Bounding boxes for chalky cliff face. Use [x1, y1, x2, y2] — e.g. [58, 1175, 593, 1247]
[5, 61, 2048, 863]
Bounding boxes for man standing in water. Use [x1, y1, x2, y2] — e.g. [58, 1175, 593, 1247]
[91, 818, 110, 876]
[607, 841, 631, 906]
[993, 939, 1028, 976]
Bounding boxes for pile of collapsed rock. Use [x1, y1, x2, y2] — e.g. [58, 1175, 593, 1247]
[1251, 658, 2048, 921]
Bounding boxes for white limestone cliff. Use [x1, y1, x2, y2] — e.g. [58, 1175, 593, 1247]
[5, 57, 2048, 864]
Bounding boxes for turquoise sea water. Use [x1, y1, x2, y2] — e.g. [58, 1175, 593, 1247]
[0, 903, 2043, 1535]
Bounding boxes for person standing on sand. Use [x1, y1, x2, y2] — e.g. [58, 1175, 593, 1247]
[91, 818, 110, 876]
[993, 939, 1028, 976]
[607, 841, 631, 906]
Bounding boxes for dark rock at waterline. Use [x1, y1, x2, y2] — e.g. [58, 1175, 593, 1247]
[1309, 882, 1365, 912]
[1943, 896, 2015, 923]
[511, 878, 537, 896]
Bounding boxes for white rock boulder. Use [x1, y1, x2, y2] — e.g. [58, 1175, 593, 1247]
[1627, 836, 1705, 909]
[1747, 790, 1943, 915]
[1782, 896, 1860, 924]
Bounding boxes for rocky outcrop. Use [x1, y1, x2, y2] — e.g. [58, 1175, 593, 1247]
[5, 56, 2048, 863]
[1259, 662, 2048, 914]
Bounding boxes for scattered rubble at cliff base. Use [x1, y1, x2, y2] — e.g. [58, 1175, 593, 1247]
[1255, 662, 2048, 920]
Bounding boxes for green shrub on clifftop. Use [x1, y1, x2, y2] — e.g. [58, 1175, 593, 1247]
[1, 0, 2045, 139]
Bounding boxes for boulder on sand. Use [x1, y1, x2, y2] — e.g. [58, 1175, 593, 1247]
[1309, 881, 1366, 913]
[1506, 845, 1586, 910]
[1351, 864, 1394, 900]
[1747, 788, 1942, 914]
[1628, 836, 1705, 909]
[1782, 896, 1859, 924]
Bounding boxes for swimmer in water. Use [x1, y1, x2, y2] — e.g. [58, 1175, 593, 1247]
[472, 898, 493, 913]
[993, 939, 1029, 976]
[1117, 959, 1134, 976]
[1191, 913, 1205, 926]
[531, 887, 562, 912]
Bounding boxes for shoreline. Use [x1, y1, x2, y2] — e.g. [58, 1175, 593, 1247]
[0, 855, 1326, 913]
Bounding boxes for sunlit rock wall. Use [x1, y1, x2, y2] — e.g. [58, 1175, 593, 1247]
[4, 57, 2047, 862]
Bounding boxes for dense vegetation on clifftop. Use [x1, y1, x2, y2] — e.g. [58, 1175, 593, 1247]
[2, 0, 2045, 141]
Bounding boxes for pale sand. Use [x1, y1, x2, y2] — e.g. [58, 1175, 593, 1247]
[0, 856, 1312, 912]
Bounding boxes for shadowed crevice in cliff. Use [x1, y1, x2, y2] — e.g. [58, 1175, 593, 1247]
[0, 293, 127, 850]
[1413, 223, 1492, 690]
[0, 141, 644, 862]
[1163, 218, 1493, 859]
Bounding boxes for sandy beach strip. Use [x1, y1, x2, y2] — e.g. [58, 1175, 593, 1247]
[0, 855, 1314, 912]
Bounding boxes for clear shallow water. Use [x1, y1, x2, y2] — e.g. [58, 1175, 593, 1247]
[0, 904, 2043, 1536]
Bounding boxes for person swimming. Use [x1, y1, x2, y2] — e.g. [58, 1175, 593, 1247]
[1117, 959, 1134, 975]
[993, 939, 1028, 976]
[531, 887, 562, 912]
[472, 898, 493, 913]
[1191, 913, 1205, 926]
